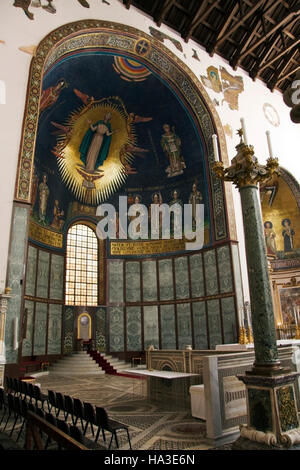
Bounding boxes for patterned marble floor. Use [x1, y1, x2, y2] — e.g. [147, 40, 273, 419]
[1, 373, 214, 451]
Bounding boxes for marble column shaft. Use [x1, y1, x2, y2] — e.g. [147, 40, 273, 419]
[239, 185, 278, 367]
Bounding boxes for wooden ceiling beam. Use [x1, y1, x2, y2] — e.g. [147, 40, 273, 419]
[268, 49, 299, 90]
[181, 1, 220, 43]
[229, 10, 263, 69]
[213, 0, 266, 49]
[238, 5, 300, 61]
[154, 0, 177, 27]
[207, 1, 240, 56]
[276, 63, 300, 85]
[249, 33, 281, 78]
[254, 38, 300, 75]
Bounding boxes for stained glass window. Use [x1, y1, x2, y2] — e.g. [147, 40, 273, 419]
[65, 224, 98, 306]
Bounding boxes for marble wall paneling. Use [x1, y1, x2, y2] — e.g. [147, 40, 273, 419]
[36, 250, 50, 298]
[221, 296, 237, 344]
[33, 302, 47, 355]
[160, 304, 176, 349]
[143, 305, 159, 349]
[190, 253, 205, 298]
[192, 301, 208, 349]
[22, 300, 34, 356]
[217, 245, 233, 293]
[142, 260, 157, 301]
[108, 260, 124, 304]
[25, 245, 37, 297]
[177, 302, 192, 349]
[49, 254, 64, 300]
[125, 261, 141, 302]
[174, 257, 190, 299]
[207, 299, 222, 349]
[63, 307, 74, 354]
[96, 307, 106, 351]
[158, 259, 174, 301]
[126, 306, 142, 351]
[109, 306, 124, 352]
[204, 249, 219, 296]
[47, 304, 62, 355]
[231, 244, 244, 313]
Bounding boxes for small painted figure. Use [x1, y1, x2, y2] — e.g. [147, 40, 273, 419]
[161, 124, 186, 178]
[189, 182, 203, 227]
[169, 189, 183, 236]
[38, 173, 49, 224]
[282, 218, 295, 252]
[264, 221, 277, 255]
[40, 79, 67, 114]
[51, 200, 65, 230]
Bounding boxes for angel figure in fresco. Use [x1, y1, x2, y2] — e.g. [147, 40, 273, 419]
[189, 181, 203, 228]
[38, 173, 49, 224]
[39, 79, 67, 114]
[282, 218, 295, 252]
[79, 113, 118, 173]
[264, 221, 277, 256]
[51, 200, 65, 230]
[161, 124, 186, 178]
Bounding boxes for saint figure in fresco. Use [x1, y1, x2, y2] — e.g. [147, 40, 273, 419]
[79, 113, 117, 173]
[161, 124, 186, 178]
[282, 218, 295, 252]
[189, 182, 203, 227]
[169, 189, 183, 236]
[264, 221, 277, 256]
[38, 173, 49, 224]
[51, 200, 65, 230]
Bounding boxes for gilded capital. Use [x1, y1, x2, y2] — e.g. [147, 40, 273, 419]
[212, 142, 279, 188]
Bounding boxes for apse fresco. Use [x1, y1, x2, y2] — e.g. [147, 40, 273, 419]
[32, 51, 211, 246]
[261, 173, 300, 259]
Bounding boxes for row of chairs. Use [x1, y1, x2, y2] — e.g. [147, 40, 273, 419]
[5, 377, 48, 410]
[47, 390, 132, 450]
[3, 379, 132, 450]
[0, 389, 102, 449]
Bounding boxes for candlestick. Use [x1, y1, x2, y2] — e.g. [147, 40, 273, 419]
[212, 134, 219, 162]
[266, 130, 274, 158]
[240, 118, 248, 145]
[294, 306, 298, 325]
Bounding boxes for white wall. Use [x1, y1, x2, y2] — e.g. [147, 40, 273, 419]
[0, 0, 299, 300]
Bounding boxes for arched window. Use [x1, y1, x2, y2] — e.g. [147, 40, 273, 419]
[65, 223, 98, 306]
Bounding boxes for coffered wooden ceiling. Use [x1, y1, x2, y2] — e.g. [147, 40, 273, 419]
[123, 0, 300, 93]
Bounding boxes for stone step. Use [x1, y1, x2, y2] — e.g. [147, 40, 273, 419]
[50, 362, 101, 369]
[115, 363, 132, 371]
[57, 357, 96, 363]
[50, 370, 105, 376]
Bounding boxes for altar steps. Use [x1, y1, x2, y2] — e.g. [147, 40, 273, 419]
[48, 351, 105, 376]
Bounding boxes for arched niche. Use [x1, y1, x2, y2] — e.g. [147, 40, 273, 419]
[14, 20, 237, 244]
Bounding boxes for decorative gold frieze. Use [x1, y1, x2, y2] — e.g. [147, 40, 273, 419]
[28, 221, 63, 248]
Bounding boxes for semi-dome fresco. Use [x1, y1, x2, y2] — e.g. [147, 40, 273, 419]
[32, 51, 211, 245]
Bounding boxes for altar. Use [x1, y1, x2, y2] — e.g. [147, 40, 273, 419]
[123, 369, 201, 410]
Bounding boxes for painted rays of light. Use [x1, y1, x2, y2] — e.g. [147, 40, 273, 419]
[112, 56, 151, 83]
[55, 97, 137, 205]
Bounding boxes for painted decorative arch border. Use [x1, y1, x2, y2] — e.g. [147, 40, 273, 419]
[15, 20, 237, 242]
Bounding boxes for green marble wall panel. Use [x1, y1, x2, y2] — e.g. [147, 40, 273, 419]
[248, 389, 272, 432]
[109, 260, 124, 304]
[109, 307, 124, 352]
[192, 301, 208, 349]
[36, 250, 50, 298]
[25, 246, 37, 297]
[177, 303, 192, 349]
[143, 306, 159, 349]
[217, 245, 233, 293]
[125, 262, 141, 302]
[174, 257, 190, 299]
[5, 206, 29, 363]
[33, 302, 47, 355]
[126, 306, 142, 351]
[231, 244, 244, 315]
[96, 308, 106, 352]
[204, 250, 219, 296]
[47, 304, 62, 355]
[221, 296, 237, 344]
[190, 253, 204, 298]
[159, 259, 174, 301]
[22, 300, 34, 357]
[160, 304, 176, 349]
[142, 260, 157, 301]
[63, 307, 74, 354]
[207, 299, 222, 349]
[49, 254, 64, 300]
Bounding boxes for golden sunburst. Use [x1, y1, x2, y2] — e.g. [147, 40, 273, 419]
[55, 97, 137, 205]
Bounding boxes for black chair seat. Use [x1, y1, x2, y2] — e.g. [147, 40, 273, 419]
[107, 419, 128, 431]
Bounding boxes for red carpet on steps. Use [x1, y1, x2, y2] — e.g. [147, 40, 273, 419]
[88, 350, 146, 380]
